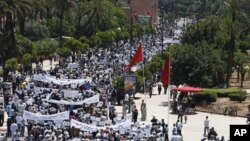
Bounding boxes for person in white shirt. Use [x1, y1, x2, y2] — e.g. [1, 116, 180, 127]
[10, 122, 18, 138]
[16, 113, 22, 130]
[204, 116, 209, 136]
[12, 129, 20, 141]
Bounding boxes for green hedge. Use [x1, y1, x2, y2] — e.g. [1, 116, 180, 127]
[192, 93, 217, 105]
[229, 91, 247, 102]
[202, 88, 241, 98]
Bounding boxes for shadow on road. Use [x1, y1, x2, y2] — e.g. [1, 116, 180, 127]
[159, 102, 169, 107]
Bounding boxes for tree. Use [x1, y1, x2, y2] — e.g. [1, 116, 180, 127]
[64, 38, 89, 54]
[170, 42, 224, 87]
[0, 0, 32, 60]
[22, 53, 33, 72]
[82, 0, 126, 37]
[55, 0, 75, 42]
[5, 58, 19, 72]
[222, 0, 241, 87]
[234, 50, 248, 87]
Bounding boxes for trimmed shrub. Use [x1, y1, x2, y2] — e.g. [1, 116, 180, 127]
[229, 91, 247, 102]
[202, 88, 241, 98]
[192, 93, 217, 105]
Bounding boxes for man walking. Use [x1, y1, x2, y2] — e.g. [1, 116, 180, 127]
[158, 82, 162, 95]
[176, 120, 183, 137]
[204, 116, 210, 136]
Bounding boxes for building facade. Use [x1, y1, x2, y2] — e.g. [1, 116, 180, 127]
[120, 0, 158, 26]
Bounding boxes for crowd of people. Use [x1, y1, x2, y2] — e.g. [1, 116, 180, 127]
[0, 20, 231, 141]
[0, 29, 183, 141]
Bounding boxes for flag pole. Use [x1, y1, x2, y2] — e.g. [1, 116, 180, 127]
[167, 85, 170, 128]
[142, 60, 146, 102]
[142, 44, 146, 103]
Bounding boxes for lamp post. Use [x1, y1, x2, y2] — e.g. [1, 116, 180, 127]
[130, 2, 133, 60]
[161, 7, 164, 59]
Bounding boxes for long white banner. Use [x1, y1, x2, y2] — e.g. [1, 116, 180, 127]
[46, 94, 100, 105]
[33, 74, 91, 85]
[23, 111, 69, 121]
[71, 119, 99, 132]
[70, 119, 132, 132]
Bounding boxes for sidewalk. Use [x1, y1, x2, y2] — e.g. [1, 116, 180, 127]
[115, 86, 247, 141]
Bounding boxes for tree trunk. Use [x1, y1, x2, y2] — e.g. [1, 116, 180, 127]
[46, 7, 51, 19]
[5, 12, 16, 58]
[59, 8, 64, 47]
[19, 16, 25, 36]
[240, 72, 244, 88]
[226, 10, 236, 87]
[75, 15, 82, 38]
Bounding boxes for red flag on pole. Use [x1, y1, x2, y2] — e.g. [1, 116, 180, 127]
[161, 54, 170, 87]
[125, 44, 143, 72]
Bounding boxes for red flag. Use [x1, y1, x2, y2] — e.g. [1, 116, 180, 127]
[125, 44, 143, 72]
[147, 10, 151, 16]
[161, 55, 170, 87]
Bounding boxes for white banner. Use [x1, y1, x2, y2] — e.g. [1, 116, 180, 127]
[70, 119, 132, 132]
[109, 120, 132, 130]
[46, 94, 100, 105]
[33, 74, 91, 85]
[71, 119, 99, 132]
[63, 90, 79, 99]
[23, 111, 69, 121]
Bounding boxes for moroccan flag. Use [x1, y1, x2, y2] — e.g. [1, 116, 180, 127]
[161, 54, 170, 87]
[125, 44, 143, 72]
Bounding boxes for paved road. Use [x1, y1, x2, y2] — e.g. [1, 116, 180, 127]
[115, 87, 247, 141]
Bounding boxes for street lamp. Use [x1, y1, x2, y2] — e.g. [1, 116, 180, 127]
[161, 7, 164, 59]
[129, 2, 133, 60]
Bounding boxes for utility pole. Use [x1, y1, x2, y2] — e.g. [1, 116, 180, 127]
[161, 7, 164, 59]
[130, 2, 133, 60]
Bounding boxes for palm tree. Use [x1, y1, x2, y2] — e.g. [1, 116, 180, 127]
[55, 0, 76, 42]
[222, 0, 241, 87]
[74, 0, 87, 38]
[0, 0, 32, 59]
[82, 0, 111, 36]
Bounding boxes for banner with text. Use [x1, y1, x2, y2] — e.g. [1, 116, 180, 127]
[23, 111, 69, 121]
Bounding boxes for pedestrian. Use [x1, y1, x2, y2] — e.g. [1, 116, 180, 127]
[177, 105, 184, 123]
[163, 124, 169, 141]
[10, 121, 18, 138]
[122, 103, 127, 120]
[184, 110, 187, 124]
[124, 93, 129, 107]
[176, 120, 183, 136]
[109, 109, 116, 125]
[12, 129, 20, 141]
[132, 107, 138, 123]
[204, 116, 209, 136]
[172, 124, 177, 135]
[149, 84, 153, 98]
[158, 82, 162, 95]
[140, 99, 147, 121]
